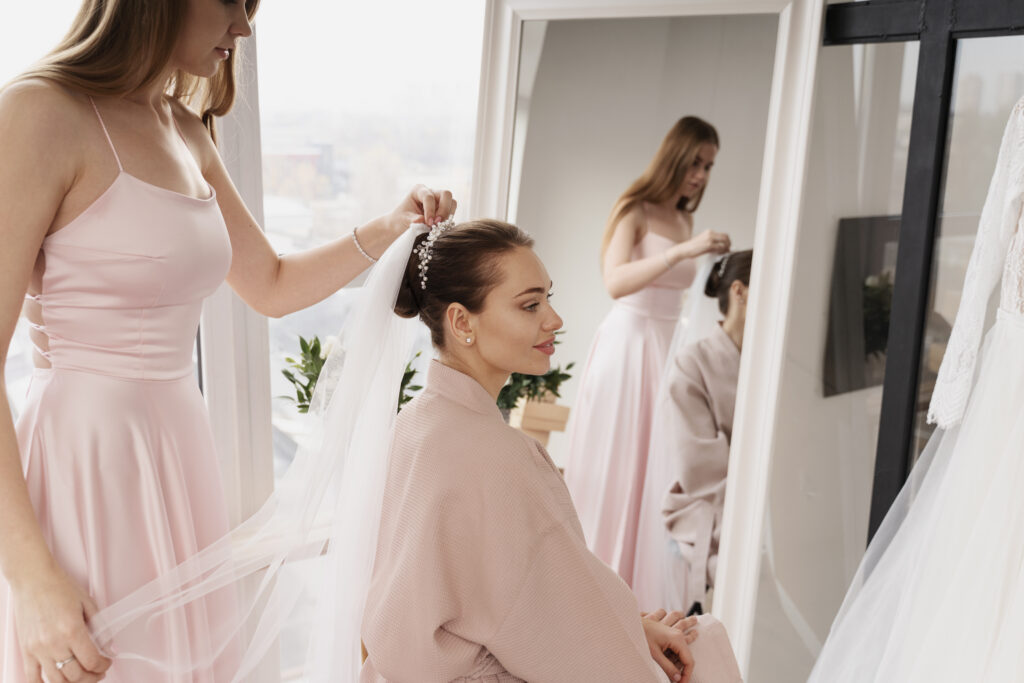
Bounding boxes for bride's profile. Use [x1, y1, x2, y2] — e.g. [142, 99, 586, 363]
[362, 219, 699, 682]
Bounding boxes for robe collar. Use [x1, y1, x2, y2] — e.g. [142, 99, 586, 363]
[711, 322, 742, 356]
[426, 360, 504, 420]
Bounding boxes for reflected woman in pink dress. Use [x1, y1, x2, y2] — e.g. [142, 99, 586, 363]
[563, 117, 732, 586]
[0, 1, 454, 680]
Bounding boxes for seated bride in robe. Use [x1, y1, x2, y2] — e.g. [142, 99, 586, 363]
[362, 219, 706, 682]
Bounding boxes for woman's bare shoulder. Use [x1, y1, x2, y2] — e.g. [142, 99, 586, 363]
[167, 97, 217, 153]
[612, 198, 645, 222]
[0, 78, 87, 129]
[609, 199, 646, 239]
[0, 79, 88, 176]
[167, 97, 205, 129]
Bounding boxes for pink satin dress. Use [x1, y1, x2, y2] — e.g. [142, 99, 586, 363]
[1, 99, 236, 681]
[562, 229, 696, 586]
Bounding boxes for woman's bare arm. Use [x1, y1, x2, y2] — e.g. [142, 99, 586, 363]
[0, 81, 111, 682]
[179, 106, 454, 318]
[602, 204, 729, 299]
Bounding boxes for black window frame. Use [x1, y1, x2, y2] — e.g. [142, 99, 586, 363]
[824, 0, 1024, 541]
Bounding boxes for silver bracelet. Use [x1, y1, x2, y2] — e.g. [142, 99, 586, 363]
[352, 225, 377, 264]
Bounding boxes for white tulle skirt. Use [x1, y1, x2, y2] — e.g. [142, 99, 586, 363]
[809, 308, 1024, 682]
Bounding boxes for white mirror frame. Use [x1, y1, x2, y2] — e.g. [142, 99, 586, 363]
[470, 0, 826, 673]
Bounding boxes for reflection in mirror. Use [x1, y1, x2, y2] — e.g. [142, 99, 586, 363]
[746, 41, 918, 682]
[634, 250, 754, 615]
[506, 12, 778, 616]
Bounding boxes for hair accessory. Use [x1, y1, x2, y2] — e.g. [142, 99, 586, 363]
[717, 252, 731, 275]
[415, 217, 456, 289]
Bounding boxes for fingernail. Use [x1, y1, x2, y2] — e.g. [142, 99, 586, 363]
[674, 674, 681, 681]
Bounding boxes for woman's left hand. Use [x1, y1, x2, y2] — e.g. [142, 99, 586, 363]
[640, 609, 699, 683]
[388, 185, 457, 234]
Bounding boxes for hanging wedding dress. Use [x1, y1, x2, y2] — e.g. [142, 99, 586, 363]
[808, 97, 1024, 681]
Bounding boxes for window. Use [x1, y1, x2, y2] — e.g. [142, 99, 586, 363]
[253, 1, 485, 675]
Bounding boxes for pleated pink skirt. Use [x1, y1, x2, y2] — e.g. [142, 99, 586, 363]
[1, 368, 237, 682]
[562, 287, 682, 586]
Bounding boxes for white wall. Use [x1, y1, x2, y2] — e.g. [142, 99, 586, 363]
[511, 14, 779, 465]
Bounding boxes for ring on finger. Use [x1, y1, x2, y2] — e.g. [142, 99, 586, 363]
[55, 655, 76, 670]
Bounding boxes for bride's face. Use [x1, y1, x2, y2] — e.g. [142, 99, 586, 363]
[471, 247, 563, 377]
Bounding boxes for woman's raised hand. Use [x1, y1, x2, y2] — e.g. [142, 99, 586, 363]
[388, 184, 457, 234]
[11, 568, 111, 683]
[674, 229, 731, 261]
[640, 608, 699, 683]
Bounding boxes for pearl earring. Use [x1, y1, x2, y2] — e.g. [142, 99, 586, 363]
[466, 337, 472, 344]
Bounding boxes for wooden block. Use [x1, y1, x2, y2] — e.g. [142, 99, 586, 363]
[511, 400, 570, 433]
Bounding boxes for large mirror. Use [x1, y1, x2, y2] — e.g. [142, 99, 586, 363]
[504, 9, 777, 629]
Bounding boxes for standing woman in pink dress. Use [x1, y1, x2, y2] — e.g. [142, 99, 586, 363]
[563, 116, 731, 586]
[0, 2, 454, 681]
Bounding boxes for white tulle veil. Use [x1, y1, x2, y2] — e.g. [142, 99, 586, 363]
[87, 224, 429, 681]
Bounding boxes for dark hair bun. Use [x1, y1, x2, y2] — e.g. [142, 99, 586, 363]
[704, 265, 724, 297]
[391, 220, 535, 347]
[704, 250, 754, 315]
[393, 233, 428, 319]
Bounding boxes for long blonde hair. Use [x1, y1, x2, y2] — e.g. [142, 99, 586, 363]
[602, 116, 719, 259]
[15, 0, 260, 142]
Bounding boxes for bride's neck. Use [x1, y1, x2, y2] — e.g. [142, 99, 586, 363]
[438, 352, 509, 400]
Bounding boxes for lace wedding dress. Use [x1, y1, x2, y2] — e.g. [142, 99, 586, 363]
[808, 97, 1024, 681]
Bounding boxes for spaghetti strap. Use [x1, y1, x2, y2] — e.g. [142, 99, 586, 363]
[169, 113, 191, 149]
[88, 96, 124, 172]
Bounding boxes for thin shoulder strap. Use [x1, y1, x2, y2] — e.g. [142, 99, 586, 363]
[88, 96, 124, 172]
[169, 112, 190, 148]
[638, 200, 650, 241]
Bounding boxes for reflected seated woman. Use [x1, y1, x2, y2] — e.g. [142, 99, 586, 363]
[633, 250, 753, 617]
